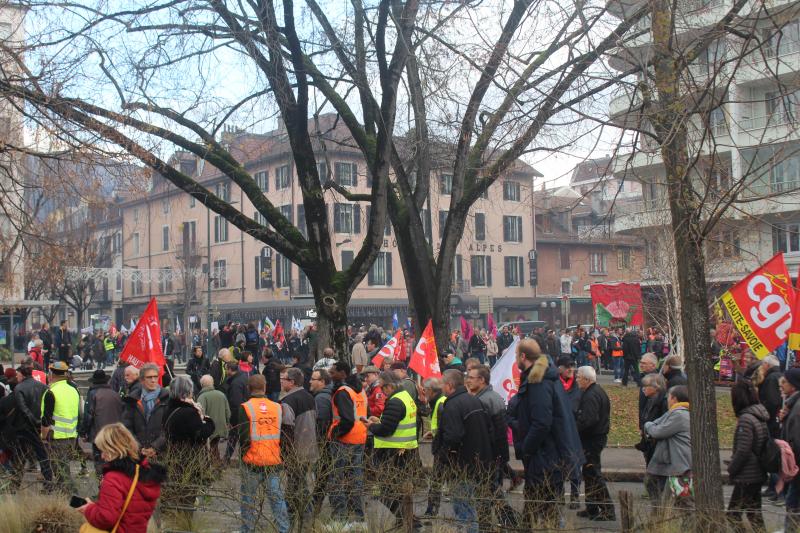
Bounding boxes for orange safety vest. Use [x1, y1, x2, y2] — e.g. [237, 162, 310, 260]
[590, 338, 599, 356]
[328, 385, 368, 444]
[241, 397, 282, 466]
[611, 339, 623, 357]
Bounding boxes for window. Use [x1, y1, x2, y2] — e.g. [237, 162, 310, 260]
[541, 214, 553, 233]
[334, 203, 360, 233]
[335, 162, 358, 186]
[503, 181, 521, 201]
[131, 271, 143, 296]
[709, 169, 730, 195]
[559, 246, 570, 269]
[179, 159, 196, 176]
[212, 260, 227, 288]
[504, 256, 524, 287]
[158, 267, 173, 293]
[162, 198, 170, 215]
[440, 174, 453, 195]
[709, 229, 741, 259]
[297, 205, 307, 238]
[317, 162, 328, 182]
[368, 252, 393, 286]
[774, 223, 800, 254]
[503, 216, 523, 242]
[132, 233, 140, 256]
[454, 254, 463, 282]
[279, 204, 293, 224]
[253, 211, 267, 226]
[189, 195, 196, 208]
[254, 171, 269, 192]
[214, 215, 228, 242]
[618, 248, 633, 269]
[561, 280, 572, 295]
[470, 255, 492, 287]
[341, 250, 354, 270]
[439, 210, 448, 240]
[762, 22, 800, 58]
[275, 165, 290, 189]
[474, 213, 486, 241]
[133, 208, 140, 223]
[162, 226, 170, 251]
[710, 107, 726, 134]
[112, 232, 122, 254]
[115, 272, 122, 292]
[255, 247, 273, 289]
[590, 252, 607, 274]
[421, 209, 432, 241]
[276, 254, 292, 288]
[216, 182, 231, 202]
[770, 154, 800, 192]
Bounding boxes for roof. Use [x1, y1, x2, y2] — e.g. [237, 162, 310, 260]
[570, 156, 613, 185]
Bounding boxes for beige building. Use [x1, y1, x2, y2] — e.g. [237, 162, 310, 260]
[119, 116, 544, 329]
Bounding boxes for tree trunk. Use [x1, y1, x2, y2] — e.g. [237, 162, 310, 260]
[314, 289, 350, 365]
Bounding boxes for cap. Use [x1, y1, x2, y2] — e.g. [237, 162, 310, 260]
[49, 361, 70, 374]
[786, 368, 800, 390]
[390, 362, 406, 370]
[556, 355, 576, 368]
[360, 365, 380, 375]
[89, 369, 109, 384]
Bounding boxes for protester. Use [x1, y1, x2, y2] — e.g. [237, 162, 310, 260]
[621, 328, 642, 387]
[186, 346, 210, 393]
[262, 347, 284, 401]
[508, 338, 583, 529]
[224, 361, 250, 462]
[10, 365, 53, 491]
[362, 365, 385, 417]
[574, 366, 615, 521]
[80, 369, 123, 475]
[78, 423, 166, 533]
[486, 334, 499, 367]
[662, 354, 688, 388]
[643, 385, 692, 501]
[442, 350, 464, 373]
[726, 380, 768, 532]
[238, 374, 291, 533]
[756, 355, 784, 502]
[352, 333, 370, 374]
[637, 373, 668, 498]
[469, 328, 487, 364]
[210, 348, 233, 390]
[121, 363, 170, 457]
[39, 322, 53, 370]
[327, 360, 367, 528]
[309, 368, 332, 438]
[41, 361, 80, 493]
[365, 372, 422, 530]
[422, 376, 446, 518]
[497, 326, 514, 355]
[608, 328, 624, 382]
[196, 374, 230, 462]
[781, 368, 800, 530]
[28, 339, 44, 369]
[121, 365, 141, 397]
[54, 320, 72, 362]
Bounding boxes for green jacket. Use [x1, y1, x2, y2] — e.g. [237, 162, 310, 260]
[197, 387, 230, 440]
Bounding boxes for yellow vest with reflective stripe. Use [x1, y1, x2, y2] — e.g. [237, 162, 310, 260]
[104, 338, 115, 352]
[42, 380, 80, 440]
[430, 395, 446, 436]
[374, 389, 418, 449]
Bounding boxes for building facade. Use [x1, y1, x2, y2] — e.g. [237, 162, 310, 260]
[118, 116, 544, 331]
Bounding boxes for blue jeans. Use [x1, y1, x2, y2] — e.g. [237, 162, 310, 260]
[577, 350, 588, 367]
[613, 357, 623, 379]
[240, 465, 290, 533]
[452, 480, 479, 533]
[328, 441, 365, 520]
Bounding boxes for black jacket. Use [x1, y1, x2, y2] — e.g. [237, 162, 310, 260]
[759, 366, 783, 437]
[13, 376, 47, 430]
[313, 385, 333, 438]
[575, 383, 610, 443]
[368, 392, 406, 438]
[81, 383, 123, 441]
[121, 387, 170, 450]
[262, 358, 283, 397]
[622, 332, 641, 361]
[434, 386, 493, 476]
[728, 404, 769, 485]
[663, 368, 688, 389]
[185, 355, 210, 393]
[545, 336, 559, 358]
[39, 328, 52, 352]
[497, 333, 514, 354]
[560, 376, 582, 414]
[162, 398, 215, 447]
[225, 371, 250, 425]
[330, 377, 364, 440]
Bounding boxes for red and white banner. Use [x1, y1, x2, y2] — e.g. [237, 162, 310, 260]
[590, 282, 643, 327]
[722, 253, 794, 359]
[787, 267, 800, 351]
[372, 330, 402, 367]
[409, 320, 441, 379]
[490, 339, 520, 405]
[119, 298, 167, 381]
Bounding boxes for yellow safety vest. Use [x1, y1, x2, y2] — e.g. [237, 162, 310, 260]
[42, 380, 79, 440]
[104, 338, 115, 351]
[430, 395, 446, 436]
[374, 389, 418, 449]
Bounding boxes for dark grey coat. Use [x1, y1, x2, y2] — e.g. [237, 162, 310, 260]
[727, 404, 768, 485]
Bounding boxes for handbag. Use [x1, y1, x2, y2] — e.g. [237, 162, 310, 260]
[80, 464, 140, 533]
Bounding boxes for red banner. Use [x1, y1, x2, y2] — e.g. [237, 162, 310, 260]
[787, 267, 800, 351]
[119, 298, 166, 381]
[722, 253, 794, 359]
[590, 283, 643, 327]
[409, 320, 441, 379]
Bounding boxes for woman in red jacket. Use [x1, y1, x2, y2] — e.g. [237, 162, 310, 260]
[78, 423, 166, 533]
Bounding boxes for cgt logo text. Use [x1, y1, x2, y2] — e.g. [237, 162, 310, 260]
[746, 273, 791, 339]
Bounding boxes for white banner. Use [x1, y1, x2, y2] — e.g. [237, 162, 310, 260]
[490, 339, 520, 405]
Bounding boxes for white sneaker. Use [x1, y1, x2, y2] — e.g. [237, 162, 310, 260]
[614, 378, 621, 383]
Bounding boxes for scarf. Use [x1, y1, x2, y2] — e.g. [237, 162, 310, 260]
[670, 401, 690, 411]
[142, 387, 162, 420]
[560, 375, 575, 391]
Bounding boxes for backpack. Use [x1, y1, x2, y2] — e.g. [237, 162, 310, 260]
[244, 329, 259, 346]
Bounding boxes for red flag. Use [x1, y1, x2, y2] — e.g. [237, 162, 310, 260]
[722, 253, 794, 359]
[371, 330, 402, 367]
[409, 320, 441, 379]
[789, 270, 800, 351]
[119, 298, 166, 382]
[272, 320, 284, 341]
[32, 370, 47, 385]
[460, 316, 474, 342]
[395, 331, 407, 362]
[487, 313, 497, 338]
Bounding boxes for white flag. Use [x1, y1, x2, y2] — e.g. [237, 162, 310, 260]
[175, 316, 181, 334]
[490, 339, 520, 405]
[130, 318, 136, 331]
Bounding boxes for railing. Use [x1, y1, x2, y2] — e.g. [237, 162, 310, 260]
[749, 39, 800, 64]
[452, 280, 471, 295]
[739, 112, 795, 131]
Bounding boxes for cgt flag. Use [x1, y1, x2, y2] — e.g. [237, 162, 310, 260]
[722, 253, 794, 359]
[409, 320, 441, 379]
[789, 272, 800, 351]
[119, 298, 167, 382]
[372, 330, 402, 367]
[490, 338, 520, 405]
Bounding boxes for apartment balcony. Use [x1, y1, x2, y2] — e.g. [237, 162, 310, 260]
[452, 280, 471, 295]
[608, 86, 645, 126]
[739, 42, 800, 84]
[612, 200, 672, 233]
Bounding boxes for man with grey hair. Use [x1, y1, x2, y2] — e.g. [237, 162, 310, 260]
[197, 374, 230, 462]
[121, 363, 169, 457]
[575, 365, 614, 520]
[210, 347, 233, 390]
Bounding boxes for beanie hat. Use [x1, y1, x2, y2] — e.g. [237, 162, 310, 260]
[786, 368, 800, 390]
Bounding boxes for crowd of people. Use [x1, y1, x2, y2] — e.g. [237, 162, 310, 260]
[7, 317, 800, 532]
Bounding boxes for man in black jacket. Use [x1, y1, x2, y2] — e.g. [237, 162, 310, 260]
[10, 365, 53, 490]
[80, 369, 122, 474]
[574, 366, 615, 521]
[53, 320, 72, 362]
[39, 322, 53, 370]
[621, 328, 642, 387]
[497, 327, 514, 354]
[224, 362, 250, 461]
[121, 363, 169, 456]
[758, 355, 783, 500]
[435, 369, 493, 533]
[186, 346, 210, 393]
